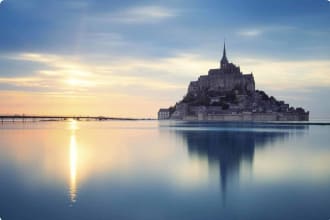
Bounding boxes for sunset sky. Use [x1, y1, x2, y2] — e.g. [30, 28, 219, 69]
[0, 0, 329, 118]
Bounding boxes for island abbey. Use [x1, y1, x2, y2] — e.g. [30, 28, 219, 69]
[158, 43, 309, 121]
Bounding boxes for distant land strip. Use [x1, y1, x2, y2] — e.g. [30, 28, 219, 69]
[0, 115, 155, 122]
[0, 115, 329, 125]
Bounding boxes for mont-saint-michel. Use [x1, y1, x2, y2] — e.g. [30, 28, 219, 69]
[158, 44, 309, 121]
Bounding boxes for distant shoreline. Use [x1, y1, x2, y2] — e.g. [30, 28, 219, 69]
[1, 116, 330, 125]
[0, 115, 156, 122]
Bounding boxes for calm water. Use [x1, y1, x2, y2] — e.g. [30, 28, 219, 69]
[0, 120, 329, 220]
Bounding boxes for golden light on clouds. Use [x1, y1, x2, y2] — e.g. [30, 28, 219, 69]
[238, 58, 330, 90]
[1, 51, 329, 117]
[65, 77, 95, 87]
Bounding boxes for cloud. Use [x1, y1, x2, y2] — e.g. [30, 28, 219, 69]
[92, 5, 178, 24]
[1, 50, 330, 117]
[237, 57, 330, 91]
[4, 52, 194, 95]
[5, 51, 330, 96]
[238, 29, 263, 37]
[237, 26, 296, 38]
[3, 53, 99, 92]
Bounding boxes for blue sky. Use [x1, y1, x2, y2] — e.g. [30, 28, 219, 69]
[0, 0, 329, 118]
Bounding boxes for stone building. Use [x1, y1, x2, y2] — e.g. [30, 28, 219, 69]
[158, 108, 170, 120]
[158, 43, 309, 121]
[188, 43, 255, 96]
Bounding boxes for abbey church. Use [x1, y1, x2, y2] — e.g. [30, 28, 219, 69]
[188, 44, 255, 98]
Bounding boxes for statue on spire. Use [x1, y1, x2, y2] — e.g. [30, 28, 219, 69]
[220, 41, 229, 69]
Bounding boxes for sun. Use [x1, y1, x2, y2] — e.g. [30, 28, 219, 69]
[67, 78, 81, 86]
[65, 76, 95, 87]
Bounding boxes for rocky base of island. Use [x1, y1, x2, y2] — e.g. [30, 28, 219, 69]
[168, 90, 309, 122]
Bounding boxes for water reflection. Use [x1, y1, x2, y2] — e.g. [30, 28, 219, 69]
[69, 120, 78, 204]
[0, 121, 329, 220]
[69, 133, 78, 203]
[165, 123, 308, 198]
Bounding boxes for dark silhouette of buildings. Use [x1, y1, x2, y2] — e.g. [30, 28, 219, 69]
[158, 43, 309, 121]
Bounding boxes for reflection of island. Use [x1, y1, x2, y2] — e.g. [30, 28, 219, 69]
[169, 123, 308, 199]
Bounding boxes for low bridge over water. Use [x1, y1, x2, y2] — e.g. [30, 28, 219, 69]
[0, 115, 149, 122]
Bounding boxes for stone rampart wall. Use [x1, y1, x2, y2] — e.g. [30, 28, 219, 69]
[181, 112, 309, 121]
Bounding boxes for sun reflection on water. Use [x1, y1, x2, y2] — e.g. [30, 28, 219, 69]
[69, 120, 78, 204]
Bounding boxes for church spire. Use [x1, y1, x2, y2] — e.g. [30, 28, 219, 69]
[220, 40, 229, 68]
[223, 41, 227, 59]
